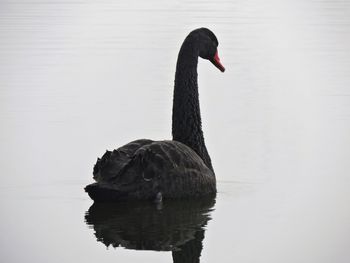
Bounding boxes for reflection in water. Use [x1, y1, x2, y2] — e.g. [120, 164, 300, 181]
[85, 197, 216, 262]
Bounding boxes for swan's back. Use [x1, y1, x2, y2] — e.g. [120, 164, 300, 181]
[85, 139, 216, 201]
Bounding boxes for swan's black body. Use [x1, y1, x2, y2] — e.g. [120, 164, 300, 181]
[85, 28, 224, 201]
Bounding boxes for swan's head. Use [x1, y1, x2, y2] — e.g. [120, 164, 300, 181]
[192, 28, 225, 72]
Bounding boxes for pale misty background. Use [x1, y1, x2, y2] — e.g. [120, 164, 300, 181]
[0, 0, 349, 262]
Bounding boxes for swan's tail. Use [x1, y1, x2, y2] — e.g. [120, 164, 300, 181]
[84, 183, 127, 202]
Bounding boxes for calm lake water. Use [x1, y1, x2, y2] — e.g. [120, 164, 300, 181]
[1, 0, 350, 262]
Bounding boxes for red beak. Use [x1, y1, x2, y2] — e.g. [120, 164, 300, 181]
[210, 50, 225, 72]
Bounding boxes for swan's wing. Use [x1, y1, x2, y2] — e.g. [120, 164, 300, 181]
[89, 140, 216, 201]
[93, 139, 154, 182]
[115, 140, 216, 199]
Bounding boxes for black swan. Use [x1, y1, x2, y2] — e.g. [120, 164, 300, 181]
[85, 28, 225, 202]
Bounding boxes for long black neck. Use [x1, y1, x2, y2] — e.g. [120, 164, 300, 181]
[172, 36, 213, 172]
